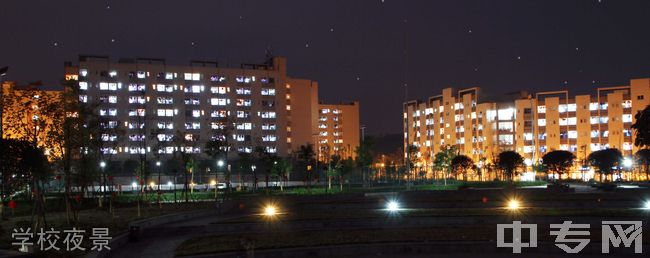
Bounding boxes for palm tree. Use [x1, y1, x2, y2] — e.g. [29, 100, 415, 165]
[542, 150, 575, 181]
[497, 151, 524, 182]
[451, 155, 474, 182]
[588, 148, 622, 182]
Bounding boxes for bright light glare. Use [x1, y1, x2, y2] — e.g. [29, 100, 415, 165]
[131, 182, 137, 188]
[623, 158, 633, 168]
[644, 201, 650, 210]
[387, 201, 400, 211]
[149, 182, 155, 187]
[263, 205, 278, 216]
[167, 181, 173, 186]
[210, 180, 217, 186]
[507, 199, 520, 210]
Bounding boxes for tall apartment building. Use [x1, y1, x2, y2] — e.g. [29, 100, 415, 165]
[404, 78, 650, 180]
[317, 101, 360, 160]
[63, 55, 360, 161]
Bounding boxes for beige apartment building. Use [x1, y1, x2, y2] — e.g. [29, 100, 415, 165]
[404, 78, 650, 180]
[317, 101, 361, 160]
[62, 55, 360, 161]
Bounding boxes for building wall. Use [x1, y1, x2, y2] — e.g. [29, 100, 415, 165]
[404, 78, 650, 179]
[287, 78, 319, 153]
[318, 101, 360, 160]
[63, 56, 316, 160]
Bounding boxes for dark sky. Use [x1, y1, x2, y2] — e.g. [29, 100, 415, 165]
[2, 0, 650, 135]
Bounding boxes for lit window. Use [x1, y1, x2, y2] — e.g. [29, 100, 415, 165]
[129, 84, 145, 91]
[622, 114, 632, 123]
[590, 116, 598, 124]
[236, 111, 250, 118]
[537, 119, 546, 126]
[185, 122, 201, 130]
[498, 122, 513, 132]
[210, 75, 226, 82]
[567, 104, 576, 112]
[155, 84, 174, 92]
[79, 82, 88, 90]
[79, 95, 88, 103]
[568, 131, 577, 139]
[600, 103, 608, 110]
[136, 71, 146, 79]
[262, 135, 277, 142]
[211, 110, 228, 118]
[321, 109, 330, 114]
[260, 111, 276, 119]
[621, 100, 632, 109]
[236, 99, 252, 107]
[537, 105, 546, 113]
[109, 70, 118, 77]
[600, 117, 608, 124]
[589, 103, 598, 111]
[498, 135, 514, 145]
[590, 130, 599, 138]
[156, 97, 173, 104]
[184, 73, 201, 81]
[211, 86, 228, 94]
[79, 69, 88, 77]
[157, 122, 174, 129]
[236, 122, 252, 130]
[184, 85, 203, 93]
[558, 104, 568, 113]
[235, 76, 255, 83]
[157, 109, 174, 117]
[262, 124, 276, 130]
[211, 98, 229, 106]
[129, 109, 146, 116]
[192, 110, 201, 117]
[236, 88, 252, 95]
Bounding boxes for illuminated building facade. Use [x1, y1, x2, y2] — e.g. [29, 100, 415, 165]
[317, 102, 360, 160]
[63, 55, 360, 161]
[404, 78, 650, 180]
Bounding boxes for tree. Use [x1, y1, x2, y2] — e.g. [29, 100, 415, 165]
[270, 157, 292, 191]
[205, 120, 234, 191]
[588, 148, 622, 182]
[405, 144, 419, 187]
[542, 150, 575, 181]
[451, 155, 474, 182]
[296, 144, 316, 191]
[355, 138, 375, 187]
[326, 155, 342, 190]
[635, 149, 650, 181]
[339, 158, 355, 191]
[632, 105, 650, 148]
[497, 151, 524, 182]
[433, 145, 457, 185]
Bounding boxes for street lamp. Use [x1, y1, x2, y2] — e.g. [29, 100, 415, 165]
[217, 160, 224, 167]
[211, 180, 217, 199]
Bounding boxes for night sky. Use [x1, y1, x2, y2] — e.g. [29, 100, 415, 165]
[1, 0, 650, 135]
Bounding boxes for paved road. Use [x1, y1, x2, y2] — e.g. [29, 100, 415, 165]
[106, 213, 243, 258]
